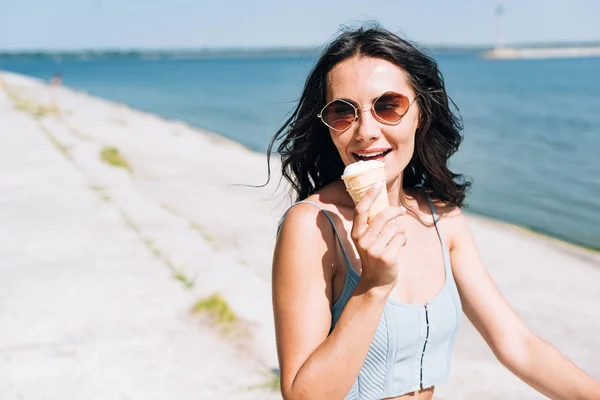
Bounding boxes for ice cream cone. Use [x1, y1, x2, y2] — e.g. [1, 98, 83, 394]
[341, 160, 389, 222]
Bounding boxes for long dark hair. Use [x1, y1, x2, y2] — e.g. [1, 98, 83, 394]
[265, 24, 471, 207]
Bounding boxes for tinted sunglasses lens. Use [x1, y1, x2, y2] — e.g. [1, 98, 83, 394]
[321, 100, 355, 130]
[374, 92, 410, 123]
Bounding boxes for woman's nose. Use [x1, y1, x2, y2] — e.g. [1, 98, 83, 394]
[354, 108, 381, 141]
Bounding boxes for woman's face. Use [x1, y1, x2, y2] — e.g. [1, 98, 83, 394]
[325, 56, 420, 183]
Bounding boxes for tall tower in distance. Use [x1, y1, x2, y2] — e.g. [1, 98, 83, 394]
[494, 3, 505, 49]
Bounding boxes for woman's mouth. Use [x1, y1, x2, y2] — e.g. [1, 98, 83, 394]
[352, 149, 391, 162]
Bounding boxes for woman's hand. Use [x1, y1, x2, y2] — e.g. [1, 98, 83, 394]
[350, 181, 407, 293]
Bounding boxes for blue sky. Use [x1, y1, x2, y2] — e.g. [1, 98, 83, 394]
[1, 0, 599, 50]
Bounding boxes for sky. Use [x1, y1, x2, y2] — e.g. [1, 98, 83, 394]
[1, 0, 599, 51]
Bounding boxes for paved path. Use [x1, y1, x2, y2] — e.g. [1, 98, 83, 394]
[0, 76, 280, 400]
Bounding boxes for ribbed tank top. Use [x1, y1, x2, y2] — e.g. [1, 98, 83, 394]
[278, 194, 462, 399]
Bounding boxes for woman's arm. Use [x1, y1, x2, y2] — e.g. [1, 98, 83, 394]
[447, 209, 600, 400]
[272, 203, 388, 400]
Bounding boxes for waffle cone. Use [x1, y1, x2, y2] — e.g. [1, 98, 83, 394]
[342, 163, 389, 222]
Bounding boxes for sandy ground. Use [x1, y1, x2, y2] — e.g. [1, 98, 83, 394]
[0, 71, 598, 399]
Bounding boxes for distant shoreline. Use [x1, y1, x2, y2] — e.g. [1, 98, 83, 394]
[484, 45, 600, 60]
[2, 41, 600, 60]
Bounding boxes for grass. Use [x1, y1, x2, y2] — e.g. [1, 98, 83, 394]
[90, 185, 112, 202]
[5, 84, 202, 294]
[191, 293, 237, 330]
[58, 116, 91, 141]
[4, 88, 69, 161]
[173, 268, 195, 289]
[5, 88, 88, 141]
[7, 91, 59, 117]
[90, 185, 104, 192]
[119, 210, 195, 289]
[263, 372, 281, 391]
[45, 131, 70, 157]
[162, 208, 218, 247]
[3, 83, 197, 294]
[36, 121, 71, 159]
[119, 210, 142, 234]
[190, 220, 214, 243]
[142, 237, 163, 258]
[245, 369, 281, 393]
[100, 146, 132, 173]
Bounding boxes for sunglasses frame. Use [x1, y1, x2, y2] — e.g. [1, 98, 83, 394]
[317, 91, 418, 132]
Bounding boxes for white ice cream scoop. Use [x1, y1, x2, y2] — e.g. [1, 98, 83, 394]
[342, 160, 385, 178]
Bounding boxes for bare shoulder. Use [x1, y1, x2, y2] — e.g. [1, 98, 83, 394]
[275, 181, 349, 266]
[279, 181, 346, 230]
[419, 191, 470, 251]
[276, 200, 333, 254]
[308, 180, 354, 211]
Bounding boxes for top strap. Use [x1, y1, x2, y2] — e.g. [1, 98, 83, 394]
[423, 192, 440, 223]
[277, 200, 353, 270]
[423, 191, 452, 270]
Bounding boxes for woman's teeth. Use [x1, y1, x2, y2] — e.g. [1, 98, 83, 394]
[361, 151, 385, 157]
[353, 150, 390, 161]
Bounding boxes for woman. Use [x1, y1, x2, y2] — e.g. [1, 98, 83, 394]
[268, 25, 600, 400]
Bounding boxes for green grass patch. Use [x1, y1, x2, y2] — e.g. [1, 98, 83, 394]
[191, 293, 237, 327]
[263, 372, 280, 391]
[173, 268, 195, 289]
[90, 185, 105, 192]
[99, 192, 111, 202]
[245, 369, 281, 392]
[100, 146, 132, 173]
[8, 92, 59, 117]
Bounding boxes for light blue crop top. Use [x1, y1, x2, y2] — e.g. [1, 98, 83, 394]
[278, 195, 462, 399]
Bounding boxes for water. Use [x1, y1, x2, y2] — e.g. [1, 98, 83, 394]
[2, 53, 599, 250]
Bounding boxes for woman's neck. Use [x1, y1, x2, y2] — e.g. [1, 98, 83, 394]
[386, 175, 409, 207]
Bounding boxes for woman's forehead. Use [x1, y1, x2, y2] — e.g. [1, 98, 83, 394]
[326, 56, 414, 101]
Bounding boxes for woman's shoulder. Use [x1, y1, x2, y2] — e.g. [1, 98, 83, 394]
[278, 180, 351, 243]
[279, 181, 347, 232]
[275, 184, 349, 273]
[305, 180, 354, 211]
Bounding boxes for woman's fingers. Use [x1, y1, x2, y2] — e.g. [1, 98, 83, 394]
[367, 219, 406, 256]
[351, 181, 385, 240]
[364, 205, 406, 239]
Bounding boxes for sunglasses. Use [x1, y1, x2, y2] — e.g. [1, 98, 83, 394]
[317, 91, 418, 132]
